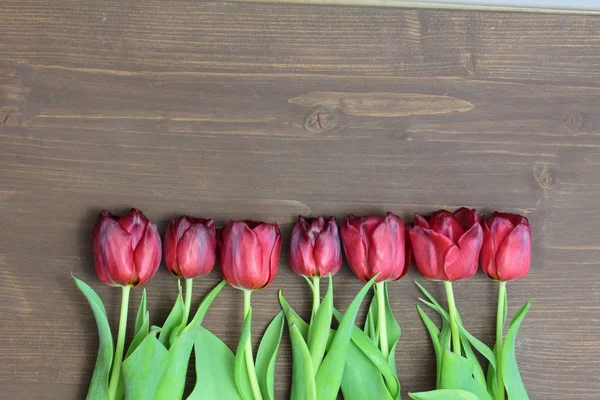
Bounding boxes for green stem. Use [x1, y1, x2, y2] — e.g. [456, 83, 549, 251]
[444, 281, 461, 356]
[311, 276, 320, 321]
[496, 281, 507, 400]
[375, 281, 389, 359]
[108, 285, 131, 400]
[184, 278, 193, 323]
[243, 290, 263, 400]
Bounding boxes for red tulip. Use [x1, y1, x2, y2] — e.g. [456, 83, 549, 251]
[164, 216, 217, 279]
[481, 212, 531, 281]
[92, 208, 162, 287]
[289, 216, 342, 278]
[341, 213, 408, 283]
[409, 208, 483, 281]
[219, 220, 282, 290]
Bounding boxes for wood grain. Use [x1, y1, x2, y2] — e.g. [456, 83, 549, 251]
[1, 1, 599, 399]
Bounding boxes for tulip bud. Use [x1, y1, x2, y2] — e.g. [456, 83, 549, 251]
[408, 208, 483, 281]
[164, 216, 217, 279]
[341, 212, 408, 283]
[289, 216, 342, 278]
[219, 220, 281, 290]
[92, 208, 162, 287]
[481, 212, 532, 281]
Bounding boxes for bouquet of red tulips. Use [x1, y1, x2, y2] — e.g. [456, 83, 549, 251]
[73, 207, 532, 400]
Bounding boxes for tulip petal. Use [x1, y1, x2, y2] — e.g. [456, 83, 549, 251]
[266, 228, 282, 288]
[453, 208, 480, 230]
[221, 222, 264, 290]
[134, 222, 162, 286]
[400, 225, 412, 280]
[414, 213, 429, 229]
[289, 222, 317, 277]
[253, 223, 280, 288]
[314, 220, 342, 277]
[119, 208, 148, 249]
[409, 227, 455, 281]
[480, 220, 498, 280]
[341, 216, 369, 282]
[444, 223, 483, 281]
[430, 210, 465, 244]
[177, 223, 217, 278]
[496, 224, 531, 281]
[368, 214, 405, 282]
[164, 220, 180, 276]
[94, 217, 135, 286]
[493, 212, 529, 227]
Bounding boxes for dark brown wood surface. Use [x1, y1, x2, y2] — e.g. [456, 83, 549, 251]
[1, 1, 599, 399]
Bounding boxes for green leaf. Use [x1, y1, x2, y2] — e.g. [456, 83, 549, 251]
[255, 311, 285, 400]
[459, 331, 487, 388]
[440, 351, 493, 400]
[416, 304, 444, 389]
[315, 276, 377, 400]
[159, 282, 185, 349]
[486, 344, 498, 396]
[457, 321, 496, 378]
[118, 289, 151, 399]
[307, 275, 333, 372]
[408, 389, 481, 400]
[415, 282, 449, 321]
[122, 332, 169, 400]
[188, 326, 242, 400]
[501, 300, 531, 400]
[126, 311, 149, 359]
[234, 308, 254, 400]
[135, 289, 147, 335]
[279, 291, 310, 340]
[289, 323, 317, 400]
[153, 280, 227, 400]
[341, 341, 394, 400]
[365, 295, 378, 346]
[380, 282, 401, 375]
[72, 275, 113, 400]
[116, 308, 150, 400]
[364, 303, 377, 343]
[334, 308, 400, 399]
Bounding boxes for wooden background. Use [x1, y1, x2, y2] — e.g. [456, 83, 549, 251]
[1, 1, 599, 399]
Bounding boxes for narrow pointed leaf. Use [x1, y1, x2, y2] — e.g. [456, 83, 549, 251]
[289, 323, 317, 400]
[72, 275, 113, 400]
[234, 308, 254, 400]
[122, 332, 169, 400]
[440, 351, 493, 400]
[188, 326, 241, 400]
[334, 308, 400, 399]
[307, 275, 333, 372]
[279, 291, 310, 340]
[501, 300, 531, 400]
[341, 342, 394, 400]
[153, 280, 227, 400]
[381, 282, 401, 375]
[134, 289, 147, 335]
[315, 276, 376, 400]
[457, 321, 497, 372]
[365, 296, 379, 346]
[255, 311, 285, 400]
[416, 304, 444, 389]
[159, 283, 185, 348]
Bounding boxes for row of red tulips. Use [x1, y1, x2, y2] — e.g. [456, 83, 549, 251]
[93, 208, 531, 289]
[85, 207, 532, 400]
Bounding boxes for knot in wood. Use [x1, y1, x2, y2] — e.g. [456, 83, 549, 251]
[305, 106, 335, 133]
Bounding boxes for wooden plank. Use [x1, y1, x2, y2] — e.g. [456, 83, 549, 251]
[0, 1, 599, 399]
[2, 2, 600, 81]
